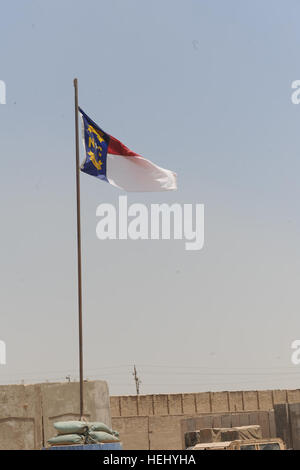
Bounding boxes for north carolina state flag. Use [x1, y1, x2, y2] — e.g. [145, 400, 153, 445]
[79, 107, 177, 192]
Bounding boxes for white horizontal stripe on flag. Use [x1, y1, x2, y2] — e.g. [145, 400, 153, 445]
[106, 154, 177, 192]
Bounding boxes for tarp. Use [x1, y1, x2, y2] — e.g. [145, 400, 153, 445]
[185, 425, 262, 448]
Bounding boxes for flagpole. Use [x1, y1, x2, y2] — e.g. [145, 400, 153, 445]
[73, 78, 84, 419]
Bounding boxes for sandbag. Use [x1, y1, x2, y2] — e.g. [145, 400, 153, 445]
[48, 434, 85, 445]
[87, 431, 120, 444]
[54, 420, 89, 435]
[88, 422, 114, 434]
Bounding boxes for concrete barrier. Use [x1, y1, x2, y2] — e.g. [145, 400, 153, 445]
[274, 402, 300, 449]
[0, 380, 111, 449]
[42, 381, 111, 445]
[0, 384, 42, 450]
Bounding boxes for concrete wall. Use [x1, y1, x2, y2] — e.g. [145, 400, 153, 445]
[0, 380, 111, 450]
[110, 389, 300, 450]
[274, 402, 300, 449]
[0, 384, 42, 450]
[41, 381, 111, 445]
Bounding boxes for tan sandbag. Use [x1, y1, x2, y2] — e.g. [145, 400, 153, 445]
[87, 431, 120, 444]
[54, 420, 89, 435]
[88, 422, 113, 434]
[48, 434, 85, 445]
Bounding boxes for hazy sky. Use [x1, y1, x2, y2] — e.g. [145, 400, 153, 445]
[1, 0, 300, 395]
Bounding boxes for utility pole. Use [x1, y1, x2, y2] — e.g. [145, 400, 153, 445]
[132, 365, 141, 395]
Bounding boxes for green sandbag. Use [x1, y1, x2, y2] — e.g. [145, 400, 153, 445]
[48, 434, 85, 445]
[87, 431, 120, 443]
[54, 420, 89, 435]
[88, 422, 114, 434]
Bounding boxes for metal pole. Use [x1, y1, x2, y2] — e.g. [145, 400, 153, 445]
[73, 78, 84, 418]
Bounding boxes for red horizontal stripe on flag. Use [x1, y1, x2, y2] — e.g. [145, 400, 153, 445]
[108, 134, 140, 157]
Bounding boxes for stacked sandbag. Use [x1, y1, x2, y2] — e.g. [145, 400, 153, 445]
[47, 420, 120, 447]
[48, 434, 86, 446]
[86, 422, 120, 444]
[48, 421, 88, 446]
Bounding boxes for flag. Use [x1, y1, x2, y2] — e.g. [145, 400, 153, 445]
[79, 108, 177, 192]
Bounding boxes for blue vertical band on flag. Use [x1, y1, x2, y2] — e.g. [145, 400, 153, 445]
[79, 107, 109, 183]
